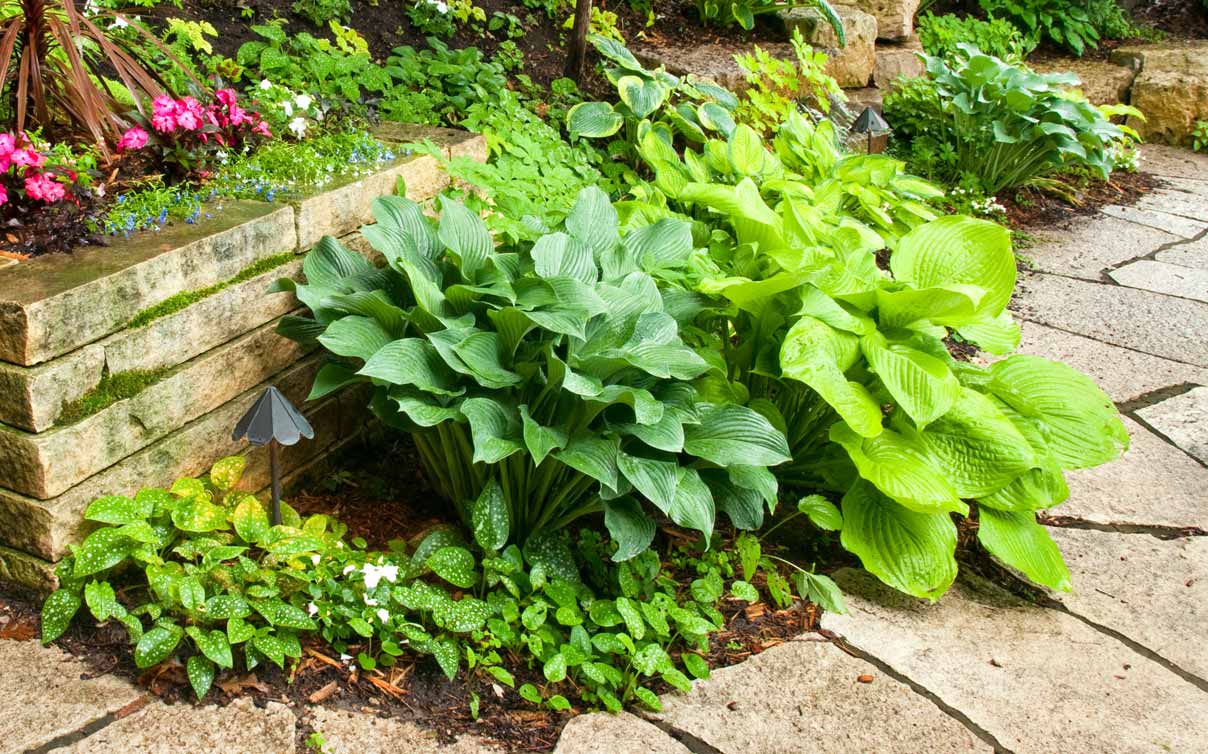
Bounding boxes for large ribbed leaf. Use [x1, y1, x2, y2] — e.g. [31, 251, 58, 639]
[565, 187, 620, 262]
[668, 467, 715, 539]
[955, 310, 1020, 355]
[682, 404, 791, 467]
[978, 464, 1069, 511]
[890, 216, 1015, 317]
[303, 235, 373, 289]
[977, 507, 1071, 591]
[613, 411, 685, 453]
[861, 332, 960, 427]
[875, 284, 983, 329]
[616, 75, 666, 119]
[617, 452, 678, 511]
[519, 406, 568, 465]
[359, 339, 463, 396]
[371, 195, 440, 259]
[388, 386, 462, 427]
[840, 481, 957, 601]
[604, 497, 656, 562]
[830, 422, 965, 514]
[781, 316, 883, 437]
[361, 224, 447, 318]
[317, 316, 392, 362]
[567, 101, 624, 138]
[532, 233, 598, 285]
[438, 196, 492, 282]
[323, 290, 408, 338]
[450, 332, 522, 389]
[459, 397, 523, 464]
[554, 435, 620, 490]
[915, 388, 1036, 497]
[623, 218, 694, 273]
[987, 355, 1128, 470]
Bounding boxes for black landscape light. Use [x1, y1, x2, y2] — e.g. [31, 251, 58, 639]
[852, 106, 891, 155]
[232, 386, 314, 525]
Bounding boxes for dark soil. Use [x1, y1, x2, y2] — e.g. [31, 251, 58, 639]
[1000, 167, 1161, 229]
[1133, 0, 1208, 39]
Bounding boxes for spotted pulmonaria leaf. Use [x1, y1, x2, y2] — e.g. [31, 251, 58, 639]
[84, 580, 125, 622]
[249, 598, 316, 630]
[471, 480, 511, 553]
[227, 616, 255, 644]
[729, 580, 759, 603]
[41, 589, 81, 643]
[73, 528, 136, 577]
[427, 547, 477, 589]
[169, 477, 207, 499]
[134, 623, 183, 668]
[253, 634, 289, 668]
[208, 456, 246, 491]
[523, 532, 580, 584]
[84, 495, 153, 524]
[187, 654, 216, 698]
[185, 626, 233, 668]
[231, 496, 270, 544]
[204, 595, 251, 619]
[433, 597, 492, 633]
[171, 498, 230, 533]
[431, 635, 460, 680]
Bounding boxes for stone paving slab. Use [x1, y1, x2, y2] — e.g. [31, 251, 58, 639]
[1134, 188, 1208, 221]
[1108, 259, 1208, 302]
[1135, 386, 1208, 464]
[648, 638, 991, 754]
[1154, 235, 1208, 269]
[822, 570, 1208, 754]
[1000, 320, 1208, 405]
[47, 697, 296, 754]
[1054, 416, 1208, 531]
[0, 639, 142, 754]
[1137, 144, 1208, 180]
[555, 711, 691, 754]
[306, 707, 497, 753]
[1047, 527, 1208, 681]
[1011, 271, 1208, 367]
[1099, 204, 1208, 239]
[1022, 215, 1177, 281]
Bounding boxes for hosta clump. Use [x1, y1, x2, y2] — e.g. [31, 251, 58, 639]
[622, 113, 1129, 599]
[276, 187, 791, 561]
[40, 458, 342, 698]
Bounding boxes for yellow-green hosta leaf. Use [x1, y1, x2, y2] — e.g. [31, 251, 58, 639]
[781, 316, 883, 438]
[616, 75, 666, 119]
[728, 124, 768, 177]
[891, 215, 1016, 318]
[208, 456, 245, 492]
[839, 480, 958, 601]
[976, 507, 1071, 591]
[874, 284, 983, 329]
[861, 332, 961, 427]
[831, 422, 966, 514]
[567, 101, 623, 138]
[955, 310, 1020, 355]
[914, 388, 1036, 498]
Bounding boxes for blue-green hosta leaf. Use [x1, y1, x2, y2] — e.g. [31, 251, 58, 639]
[371, 195, 441, 259]
[613, 411, 684, 453]
[554, 435, 620, 490]
[532, 232, 598, 284]
[986, 355, 1128, 470]
[84, 495, 153, 525]
[623, 218, 694, 274]
[566, 186, 621, 263]
[780, 316, 883, 438]
[523, 532, 581, 583]
[519, 406, 568, 465]
[830, 422, 965, 515]
[361, 339, 463, 396]
[604, 497, 657, 562]
[567, 101, 623, 138]
[840, 480, 958, 601]
[616, 75, 666, 119]
[186, 626, 234, 668]
[471, 480, 511, 552]
[187, 655, 216, 699]
[617, 452, 678, 512]
[861, 332, 961, 428]
[303, 235, 374, 289]
[891, 216, 1016, 318]
[323, 290, 409, 338]
[74, 528, 136, 577]
[308, 362, 361, 401]
[914, 388, 1037, 498]
[438, 196, 492, 282]
[460, 397, 523, 464]
[797, 494, 843, 531]
[703, 469, 764, 530]
[428, 546, 477, 588]
[669, 467, 716, 540]
[231, 496, 270, 545]
[450, 332, 522, 389]
[318, 316, 392, 362]
[683, 403, 792, 467]
[977, 507, 1071, 591]
[362, 225, 447, 318]
[41, 589, 81, 643]
[134, 623, 184, 668]
[388, 386, 461, 427]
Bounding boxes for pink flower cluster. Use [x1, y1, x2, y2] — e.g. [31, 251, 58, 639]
[0, 133, 73, 207]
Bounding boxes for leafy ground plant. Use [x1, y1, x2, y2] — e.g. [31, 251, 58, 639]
[916, 12, 1035, 61]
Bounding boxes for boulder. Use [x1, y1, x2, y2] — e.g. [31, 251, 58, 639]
[873, 37, 924, 89]
[1110, 41, 1208, 145]
[1030, 58, 1137, 105]
[783, 5, 878, 88]
[841, 0, 919, 41]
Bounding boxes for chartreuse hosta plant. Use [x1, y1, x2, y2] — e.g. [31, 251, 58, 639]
[41, 457, 340, 698]
[275, 187, 792, 564]
[619, 113, 1128, 599]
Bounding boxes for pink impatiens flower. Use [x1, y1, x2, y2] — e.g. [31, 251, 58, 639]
[215, 88, 238, 108]
[24, 172, 66, 203]
[175, 97, 204, 130]
[116, 126, 148, 152]
[0, 133, 14, 157]
[0, 183, 7, 206]
[253, 120, 272, 138]
[11, 148, 45, 168]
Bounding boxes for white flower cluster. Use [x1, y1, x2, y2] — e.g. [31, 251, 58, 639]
[256, 80, 325, 140]
[971, 197, 1007, 217]
[423, 0, 450, 13]
[1106, 142, 1141, 172]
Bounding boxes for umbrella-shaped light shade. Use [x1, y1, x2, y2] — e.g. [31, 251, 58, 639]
[232, 386, 315, 446]
[852, 106, 891, 135]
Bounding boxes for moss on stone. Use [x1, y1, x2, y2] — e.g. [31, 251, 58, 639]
[57, 368, 172, 425]
[126, 252, 296, 330]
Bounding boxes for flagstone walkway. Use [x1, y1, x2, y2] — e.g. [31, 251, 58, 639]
[2, 145, 1207, 754]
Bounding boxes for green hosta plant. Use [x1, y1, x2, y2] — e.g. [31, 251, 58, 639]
[41, 458, 341, 698]
[980, 0, 1099, 54]
[275, 188, 791, 561]
[696, 0, 843, 35]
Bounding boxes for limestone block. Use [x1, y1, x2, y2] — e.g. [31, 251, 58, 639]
[873, 38, 925, 89]
[783, 6, 877, 88]
[0, 345, 105, 433]
[1030, 58, 1136, 105]
[305, 707, 494, 754]
[1108, 260, 1208, 303]
[0, 201, 295, 366]
[1110, 42, 1208, 146]
[556, 712, 692, 754]
[0, 543, 56, 591]
[839, 0, 919, 41]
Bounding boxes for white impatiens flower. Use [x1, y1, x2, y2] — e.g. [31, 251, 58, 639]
[376, 608, 390, 624]
[295, 93, 313, 111]
[259, 78, 273, 90]
[311, 554, 321, 565]
[307, 602, 318, 616]
[282, 100, 293, 117]
[110, 15, 128, 28]
[425, 0, 449, 13]
[361, 562, 400, 589]
[342, 564, 358, 576]
[288, 117, 308, 139]
[364, 596, 379, 606]
[340, 653, 352, 663]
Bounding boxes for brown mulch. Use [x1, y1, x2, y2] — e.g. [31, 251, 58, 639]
[1000, 168, 1161, 229]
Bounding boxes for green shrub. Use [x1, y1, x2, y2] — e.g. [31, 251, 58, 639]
[695, 0, 843, 34]
[917, 12, 1034, 61]
[274, 189, 792, 559]
[979, 0, 1099, 54]
[734, 29, 843, 134]
[884, 46, 1141, 194]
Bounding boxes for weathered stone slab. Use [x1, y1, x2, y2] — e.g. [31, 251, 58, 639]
[1133, 188, 1208, 221]
[49, 698, 295, 754]
[782, 6, 877, 88]
[306, 707, 496, 753]
[375, 124, 486, 162]
[1048, 527, 1208, 681]
[555, 711, 691, 754]
[1100, 204, 1208, 239]
[1136, 145, 1208, 181]
[873, 38, 925, 89]
[1109, 259, 1208, 302]
[0, 261, 302, 433]
[292, 152, 448, 250]
[1011, 272, 1208, 367]
[1054, 416, 1208, 530]
[649, 638, 991, 753]
[1023, 214, 1177, 280]
[0, 543, 55, 590]
[0, 354, 333, 562]
[1031, 58, 1136, 105]
[839, 0, 917, 40]
[0, 201, 295, 366]
[0, 639, 142, 753]
[823, 569, 1208, 754]
[998, 321, 1208, 405]
[0, 320, 309, 500]
[1154, 236, 1208, 270]
[1111, 42, 1208, 145]
[1135, 386, 1208, 464]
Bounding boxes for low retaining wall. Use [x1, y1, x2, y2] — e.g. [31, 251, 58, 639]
[0, 126, 486, 591]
